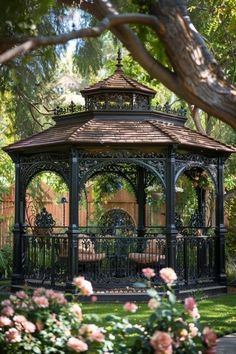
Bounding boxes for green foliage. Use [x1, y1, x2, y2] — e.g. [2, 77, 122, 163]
[0, 245, 12, 279]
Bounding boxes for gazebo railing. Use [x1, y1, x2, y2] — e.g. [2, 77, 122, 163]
[21, 227, 218, 289]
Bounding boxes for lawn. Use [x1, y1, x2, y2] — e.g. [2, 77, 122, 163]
[82, 294, 236, 336]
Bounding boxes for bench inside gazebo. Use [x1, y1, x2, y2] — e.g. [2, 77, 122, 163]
[3, 51, 236, 294]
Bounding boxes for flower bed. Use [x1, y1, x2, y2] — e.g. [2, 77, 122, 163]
[0, 268, 216, 353]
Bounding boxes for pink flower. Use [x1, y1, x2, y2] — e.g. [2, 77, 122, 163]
[33, 296, 49, 308]
[70, 304, 83, 321]
[15, 290, 28, 299]
[150, 331, 172, 354]
[33, 288, 46, 297]
[189, 323, 198, 337]
[123, 302, 138, 313]
[91, 295, 97, 302]
[46, 290, 67, 304]
[5, 328, 21, 343]
[159, 268, 177, 285]
[79, 324, 98, 336]
[67, 337, 88, 352]
[23, 321, 36, 333]
[203, 327, 217, 348]
[142, 268, 156, 279]
[13, 315, 27, 330]
[0, 316, 12, 327]
[90, 329, 105, 342]
[1, 306, 14, 317]
[148, 298, 160, 310]
[184, 297, 200, 319]
[1, 300, 12, 307]
[73, 277, 93, 296]
[184, 297, 196, 312]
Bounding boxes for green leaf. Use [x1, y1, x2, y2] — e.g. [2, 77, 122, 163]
[132, 282, 147, 288]
[147, 288, 158, 298]
[167, 291, 176, 305]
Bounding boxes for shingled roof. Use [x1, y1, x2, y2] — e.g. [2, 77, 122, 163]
[4, 115, 235, 153]
[81, 51, 155, 96]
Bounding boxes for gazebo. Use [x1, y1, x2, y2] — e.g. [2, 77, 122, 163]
[4, 51, 236, 294]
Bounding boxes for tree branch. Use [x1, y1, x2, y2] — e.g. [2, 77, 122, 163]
[188, 104, 206, 135]
[0, 13, 160, 64]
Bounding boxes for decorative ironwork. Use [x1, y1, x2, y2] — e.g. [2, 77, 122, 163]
[34, 208, 56, 234]
[99, 209, 136, 236]
[155, 102, 187, 117]
[175, 153, 218, 186]
[20, 153, 70, 191]
[53, 100, 188, 116]
[22, 231, 218, 288]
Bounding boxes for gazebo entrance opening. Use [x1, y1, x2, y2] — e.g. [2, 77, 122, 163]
[4, 51, 235, 293]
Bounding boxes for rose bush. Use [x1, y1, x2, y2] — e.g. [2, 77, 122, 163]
[0, 270, 217, 353]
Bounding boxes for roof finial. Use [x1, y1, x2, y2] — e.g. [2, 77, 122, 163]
[116, 48, 122, 70]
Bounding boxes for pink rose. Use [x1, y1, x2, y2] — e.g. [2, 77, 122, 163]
[46, 290, 67, 304]
[5, 328, 21, 343]
[67, 337, 88, 352]
[73, 277, 93, 296]
[23, 320, 36, 333]
[33, 288, 46, 296]
[33, 296, 49, 308]
[189, 323, 198, 337]
[150, 331, 172, 354]
[1, 300, 12, 307]
[91, 295, 97, 302]
[203, 327, 217, 348]
[1, 306, 14, 317]
[184, 297, 196, 312]
[159, 268, 177, 285]
[79, 324, 98, 336]
[184, 297, 200, 319]
[123, 302, 138, 313]
[90, 329, 105, 342]
[148, 298, 160, 310]
[142, 267, 156, 279]
[70, 304, 83, 321]
[0, 316, 12, 327]
[15, 291, 28, 299]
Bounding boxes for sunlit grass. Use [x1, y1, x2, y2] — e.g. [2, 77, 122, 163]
[82, 294, 236, 336]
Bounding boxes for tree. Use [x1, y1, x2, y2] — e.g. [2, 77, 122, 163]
[0, 0, 236, 129]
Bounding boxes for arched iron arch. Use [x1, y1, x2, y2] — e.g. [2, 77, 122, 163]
[175, 162, 217, 189]
[23, 164, 70, 194]
[79, 158, 166, 194]
[84, 169, 137, 200]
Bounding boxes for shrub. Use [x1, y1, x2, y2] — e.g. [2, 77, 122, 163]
[0, 268, 216, 353]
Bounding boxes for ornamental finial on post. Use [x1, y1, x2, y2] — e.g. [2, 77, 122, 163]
[116, 48, 122, 70]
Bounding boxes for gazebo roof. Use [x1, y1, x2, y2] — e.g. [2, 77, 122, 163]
[81, 50, 155, 96]
[3, 50, 236, 156]
[4, 113, 235, 153]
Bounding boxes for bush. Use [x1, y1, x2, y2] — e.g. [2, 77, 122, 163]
[0, 268, 216, 353]
[0, 245, 12, 279]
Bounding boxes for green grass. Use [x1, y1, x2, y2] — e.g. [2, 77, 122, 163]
[82, 294, 236, 337]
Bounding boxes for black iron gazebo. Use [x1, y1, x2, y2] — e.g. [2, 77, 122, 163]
[4, 52, 236, 293]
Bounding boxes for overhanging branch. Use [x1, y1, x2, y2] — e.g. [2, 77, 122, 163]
[0, 13, 160, 64]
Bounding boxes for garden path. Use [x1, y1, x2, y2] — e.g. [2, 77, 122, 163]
[216, 333, 236, 353]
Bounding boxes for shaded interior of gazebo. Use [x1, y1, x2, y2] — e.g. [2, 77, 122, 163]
[4, 52, 236, 294]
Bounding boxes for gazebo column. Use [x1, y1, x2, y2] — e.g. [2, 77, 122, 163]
[66, 148, 79, 292]
[12, 155, 24, 287]
[215, 156, 227, 284]
[166, 147, 178, 270]
[137, 166, 146, 237]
